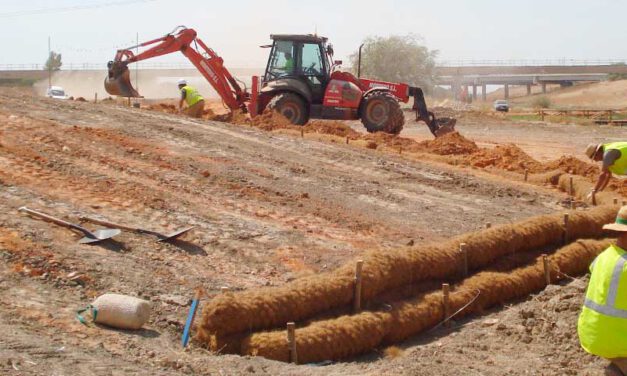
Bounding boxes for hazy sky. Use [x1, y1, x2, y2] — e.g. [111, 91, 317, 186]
[1, 0, 626, 68]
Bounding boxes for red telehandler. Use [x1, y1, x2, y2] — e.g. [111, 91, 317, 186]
[105, 26, 455, 136]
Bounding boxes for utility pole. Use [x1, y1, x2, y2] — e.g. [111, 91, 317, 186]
[48, 36, 52, 89]
[135, 32, 139, 93]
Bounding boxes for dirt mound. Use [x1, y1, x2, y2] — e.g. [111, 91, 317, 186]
[305, 120, 361, 139]
[75, 97, 87, 102]
[468, 144, 543, 172]
[145, 102, 216, 119]
[419, 131, 479, 155]
[248, 111, 294, 131]
[146, 103, 176, 113]
[544, 156, 599, 178]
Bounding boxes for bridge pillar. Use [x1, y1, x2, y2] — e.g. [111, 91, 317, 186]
[472, 85, 477, 101]
[542, 83, 547, 94]
[482, 85, 487, 101]
[526, 84, 532, 96]
[504, 84, 509, 99]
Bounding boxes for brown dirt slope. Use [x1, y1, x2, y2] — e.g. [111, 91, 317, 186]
[0, 88, 564, 375]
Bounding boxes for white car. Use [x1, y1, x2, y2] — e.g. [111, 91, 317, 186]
[493, 100, 509, 112]
[46, 86, 69, 100]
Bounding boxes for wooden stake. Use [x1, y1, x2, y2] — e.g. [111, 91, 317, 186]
[399, 146, 403, 155]
[614, 198, 619, 205]
[460, 243, 468, 277]
[346, 136, 349, 145]
[220, 287, 229, 294]
[287, 322, 297, 364]
[353, 260, 364, 313]
[568, 177, 575, 209]
[94, 93, 98, 104]
[524, 170, 529, 182]
[569, 177, 574, 204]
[485, 223, 492, 229]
[563, 214, 570, 244]
[542, 254, 551, 285]
[127, 97, 131, 107]
[442, 284, 451, 327]
[300, 128, 304, 138]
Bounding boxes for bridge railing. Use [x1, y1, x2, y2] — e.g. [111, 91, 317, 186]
[0, 62, 195, 71]
[436, 59, 627, 67]
[3, 59, 627, 71]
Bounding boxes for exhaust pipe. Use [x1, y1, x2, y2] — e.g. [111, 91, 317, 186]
[104, 61, 140, 97]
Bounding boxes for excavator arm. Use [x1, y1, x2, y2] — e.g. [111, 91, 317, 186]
[105, 26, 249, 112]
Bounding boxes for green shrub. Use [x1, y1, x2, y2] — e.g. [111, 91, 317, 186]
[0, 78, 37, 87]
[531, 95, 551, 109]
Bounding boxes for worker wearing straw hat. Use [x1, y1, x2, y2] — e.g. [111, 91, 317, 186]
[585, 142, 627, 204]
[578, 206, 627, 376]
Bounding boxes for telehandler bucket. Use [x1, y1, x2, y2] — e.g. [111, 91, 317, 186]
[433, 117, 457, 137]
[105, 61, 140, 97]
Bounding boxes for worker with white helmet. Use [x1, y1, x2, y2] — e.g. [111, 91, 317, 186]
[585, 142, 627, 204]
[177, 79, 205, 118]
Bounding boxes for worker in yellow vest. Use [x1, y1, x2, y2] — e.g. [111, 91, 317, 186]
[177, 79, 205, 118]
[585, 142, 627, 204]
[578, 205, 627, 375]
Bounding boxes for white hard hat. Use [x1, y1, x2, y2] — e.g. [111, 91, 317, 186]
[177, 79, 187, 86]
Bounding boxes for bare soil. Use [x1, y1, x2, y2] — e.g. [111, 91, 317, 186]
[0, 88, 617, 375]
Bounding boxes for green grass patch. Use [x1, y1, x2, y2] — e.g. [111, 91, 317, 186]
[507, 114, 541, 122]
[0, 78, 37, 87]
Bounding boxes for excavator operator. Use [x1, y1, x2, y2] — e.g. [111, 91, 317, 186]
[282, 52, 294, 74]
[177, 79, 206, 118]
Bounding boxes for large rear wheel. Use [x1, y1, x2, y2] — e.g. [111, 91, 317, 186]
[268, 93, 309, 125]
[360, 91, 404, 135]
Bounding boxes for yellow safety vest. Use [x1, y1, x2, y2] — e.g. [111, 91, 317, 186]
[284, 58, 294, 72]
[604, 142, 627, 176]
[181, 85, 203, 107]
[578, 244, 627, 358]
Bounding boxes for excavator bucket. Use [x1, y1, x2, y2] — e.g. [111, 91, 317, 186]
[434, 117, 457, 137]
[104, 61, 140, 97]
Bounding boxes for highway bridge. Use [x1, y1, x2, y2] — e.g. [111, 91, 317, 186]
[2, 60, 627, 101]
[434, 60, 627, 100]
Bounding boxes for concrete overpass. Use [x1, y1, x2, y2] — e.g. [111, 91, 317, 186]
[433, 62, 627, 101]
[2, 60, 627, 101]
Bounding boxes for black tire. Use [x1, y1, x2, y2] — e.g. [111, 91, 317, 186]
[360, 91, 405, 135]
[268, 93, 309, 125]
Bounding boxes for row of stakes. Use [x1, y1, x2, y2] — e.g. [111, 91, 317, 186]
[208, 118, 618, 363]
[91, 93, 139, 108]
[250, 140, 620, 363]
[282, 209, 595, 363]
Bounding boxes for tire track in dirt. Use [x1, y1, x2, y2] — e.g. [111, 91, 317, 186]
[0, 93, 559, 275]
[13, 104, 557, 238]
[0, 112, 399, 274]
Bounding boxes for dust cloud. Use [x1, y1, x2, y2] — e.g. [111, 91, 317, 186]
[33, 68, 259, 100]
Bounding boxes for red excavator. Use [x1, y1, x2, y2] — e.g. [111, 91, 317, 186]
[105, 26, 455, 136]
